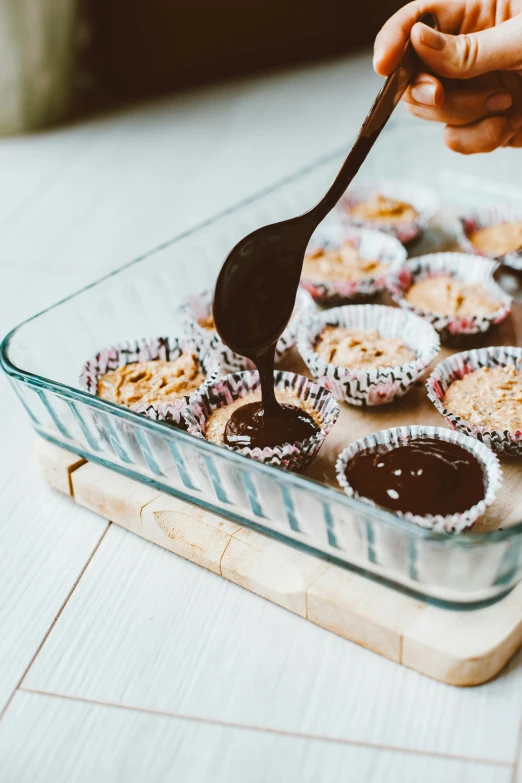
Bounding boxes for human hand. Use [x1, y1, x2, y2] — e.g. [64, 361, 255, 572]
[373, 1, 522, 154]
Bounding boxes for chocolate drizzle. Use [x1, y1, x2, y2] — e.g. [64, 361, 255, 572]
[224, 401, 318, 449]
[344, 438, 485, 516]
[212, 16, 436, 452]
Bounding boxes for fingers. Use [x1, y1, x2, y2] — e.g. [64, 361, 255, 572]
[410, 16, 522, 80]
[373, 1, 465, 76]
[443, 116, 514, 154]
[406, 73, 445, 108]
[374, 1, 427, 76]
[404, 82, 513, 125]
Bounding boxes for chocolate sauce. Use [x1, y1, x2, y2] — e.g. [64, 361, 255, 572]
[212, 15, 435, 450]
[344, 438, 485, 517]
[224, 401, 318, 449]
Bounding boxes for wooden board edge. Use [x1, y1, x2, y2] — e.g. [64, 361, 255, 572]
[35, 439, 522, 687]
[35, 439, 86, 496]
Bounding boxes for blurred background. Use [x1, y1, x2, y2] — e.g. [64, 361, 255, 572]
[0, 0, 404, 135]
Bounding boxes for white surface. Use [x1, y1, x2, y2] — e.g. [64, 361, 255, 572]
[0, 692, 512, 783]
[1, 49, 522, 781]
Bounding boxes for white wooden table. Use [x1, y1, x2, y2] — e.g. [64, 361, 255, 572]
[1, 51, 521, 783]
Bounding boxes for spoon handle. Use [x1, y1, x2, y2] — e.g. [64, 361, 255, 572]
[306, 13, 436, 226]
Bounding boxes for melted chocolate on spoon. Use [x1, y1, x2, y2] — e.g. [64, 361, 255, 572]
[345, 438, 485, 516]
[213, 14, 436, 450]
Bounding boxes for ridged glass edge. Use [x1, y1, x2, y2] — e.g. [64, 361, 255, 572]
[2, 130, 522, 546]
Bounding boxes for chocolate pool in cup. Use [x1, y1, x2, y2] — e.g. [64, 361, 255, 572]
[183, 370, 340, 472]
[335, 425, 502, 533]
[388, 252, 512, 341]
[427, 345, 522, 456]
[300, 224, 407, 304]
[297, 303, 440, 406]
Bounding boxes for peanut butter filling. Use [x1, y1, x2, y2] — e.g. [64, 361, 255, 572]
[302, 242, 387, 283]
[444, 365, 522, 432]
[198, 314, 216, 331]
[97, 354, 205, 407]
[349, 193, 418, 225]
[470, 221, 522, 257]
[405, 274, 501, 317]
[314, 326, 415, 370]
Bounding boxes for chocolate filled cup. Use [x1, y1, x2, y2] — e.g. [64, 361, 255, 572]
[183, 370, 339, 472]
[335, 425, 502, 533]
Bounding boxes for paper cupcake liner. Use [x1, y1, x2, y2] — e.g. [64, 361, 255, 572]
[183, 369, 340, 472]
[457, 203, 522, 270]
[300, 224, 407, 304]
[178, 287, 316, 372]
[427, 346, 522, 456]
[335, 425, 502, 533]
[79, 336, 220, 428]
[337, 178, 439, 244]
[296, 304, 439, 406]
[388, 252, 512, 341]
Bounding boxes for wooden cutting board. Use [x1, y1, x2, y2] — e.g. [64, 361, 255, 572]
[37, 438, 522, 688]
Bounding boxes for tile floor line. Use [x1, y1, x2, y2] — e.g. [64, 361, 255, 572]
[17, 687, 515, 769]
[0, 522, 112, 726]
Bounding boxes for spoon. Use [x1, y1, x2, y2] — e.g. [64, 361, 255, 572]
[213, 13, 435, 420]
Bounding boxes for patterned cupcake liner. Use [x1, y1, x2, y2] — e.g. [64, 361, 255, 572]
[296, 304, 440, 406]
[178, 287, 316, 373]
[427, 346, 522, 456]
[79, 336, 220, 428]
[337, 178, 439, 245]
[388, 252, 512, 341]
[335, 425, 502, 533]
[300, 224, 407, 304]
[183, 369, 340, 473]
[457, 203, 522, 270]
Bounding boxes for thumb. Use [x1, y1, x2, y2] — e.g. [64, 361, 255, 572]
[411, 16, 522, 79]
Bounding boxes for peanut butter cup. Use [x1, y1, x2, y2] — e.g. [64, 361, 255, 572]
[184, 370, 339, 472]
[348, 193, 418, 227]
[80, 337, 219, 428]
[300, 226, 406, 304]
[427, 346, 522, 455]
[458, 205, 522, 269]
[389, 252, 511, 340]
[97, 353, 205, 408]
[404, 274, 502, 318]
[470, 222, 522, 259]
[297, 304, 439, 406]
[339, 179, 439, 244]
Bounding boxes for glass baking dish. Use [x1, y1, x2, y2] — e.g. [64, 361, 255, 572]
[3, 123, 522, 609]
